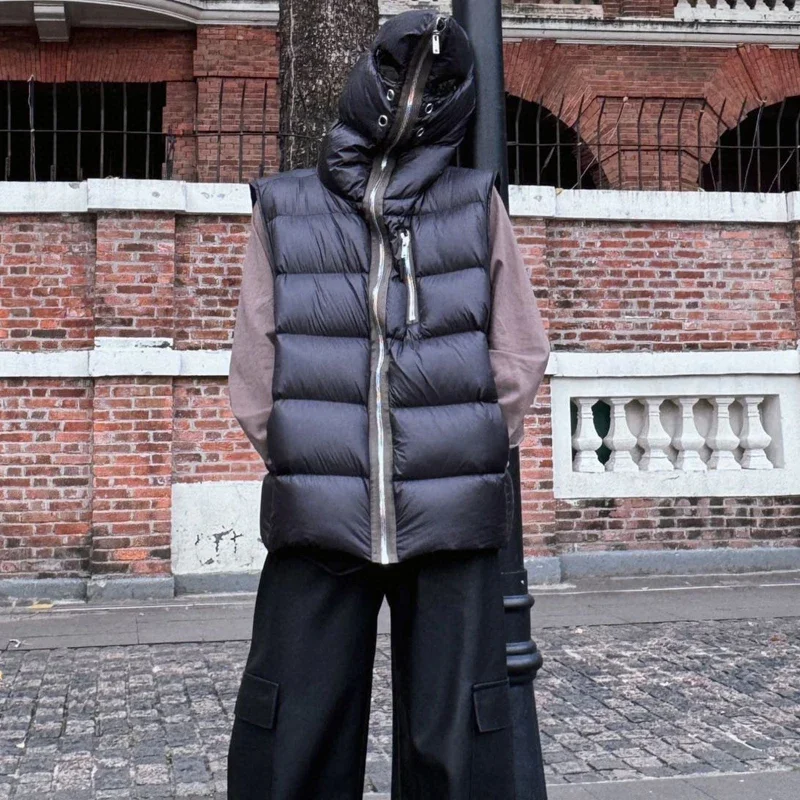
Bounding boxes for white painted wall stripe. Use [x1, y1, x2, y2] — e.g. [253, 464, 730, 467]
[0, 346, 233, 378]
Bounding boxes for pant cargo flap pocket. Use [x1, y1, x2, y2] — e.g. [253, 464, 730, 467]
[234, 671, 279, 730]
[472, 678, 511, 733]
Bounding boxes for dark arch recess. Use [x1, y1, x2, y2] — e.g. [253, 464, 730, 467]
[701, 96, 800, 193]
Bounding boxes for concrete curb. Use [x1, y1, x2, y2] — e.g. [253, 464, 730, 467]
[524, 556, 563, 585]
[3, 547, 800, 600]
[86, 576, 175, 601]
[559, 546, 800, 580]
[174, 571, 261, 595]
[526, 545, 800, 584]
[0, 577, 87, 601]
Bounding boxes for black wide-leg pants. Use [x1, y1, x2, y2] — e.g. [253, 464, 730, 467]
[227, 545, 517, 800]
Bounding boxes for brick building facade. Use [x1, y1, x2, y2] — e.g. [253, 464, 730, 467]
[1, 1, 799, 596]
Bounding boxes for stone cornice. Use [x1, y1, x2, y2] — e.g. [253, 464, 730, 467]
[501, 15, 800, 48]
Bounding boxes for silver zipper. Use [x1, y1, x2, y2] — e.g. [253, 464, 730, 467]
[368, 14, 443, 565]
[368, 155, 390, 564]
[400, 228, 418, 325]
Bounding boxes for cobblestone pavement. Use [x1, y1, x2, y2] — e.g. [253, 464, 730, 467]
[0, 617, 798, 798]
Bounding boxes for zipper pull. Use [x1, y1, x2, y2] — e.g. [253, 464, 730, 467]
[400, 228, 410, 272]
[399, 228, 418, 325]
[432, 14, 444, 55]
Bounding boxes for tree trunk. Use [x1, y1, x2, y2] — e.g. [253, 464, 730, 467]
[279, 0, 379, 172]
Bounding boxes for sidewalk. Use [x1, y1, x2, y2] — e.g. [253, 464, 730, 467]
[1, 571, 799, 798]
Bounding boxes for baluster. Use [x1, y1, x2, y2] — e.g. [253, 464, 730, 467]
[603, 397, 638, 472]
[637, 397, 674, 472]
[707, 396, 741, 471]
[739, 396, 773, 470]
[674, 397, 707, 472]
[572, 398, 604, 473]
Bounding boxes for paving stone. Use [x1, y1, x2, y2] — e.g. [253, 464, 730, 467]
[0, 617, 798, 796]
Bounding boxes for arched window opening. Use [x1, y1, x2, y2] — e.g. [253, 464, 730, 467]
[701, 97, 800, 193]
[505, 94, 596, 189]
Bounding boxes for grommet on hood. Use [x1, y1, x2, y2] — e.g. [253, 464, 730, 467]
[317, 9, 477, 207]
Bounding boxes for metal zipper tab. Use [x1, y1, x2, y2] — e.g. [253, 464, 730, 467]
[432, 31, 440, 54]
[400, 228, 418, 325]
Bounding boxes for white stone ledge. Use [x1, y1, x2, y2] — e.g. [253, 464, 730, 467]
[0, 344, 232, 378]
[548, 350, 800, 378]
[502, 17, 800, 47]
[3, 347, 798, 381]
[0, 181, 87, 213]
[4, 180, 800, 223]
[509, 186, 795, 223]
[0, 180, 253, 216]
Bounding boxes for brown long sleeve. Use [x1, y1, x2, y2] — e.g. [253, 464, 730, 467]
[229, 187, 550, 461]
[229, 202, 275, 465]
[487, 186, 551, 448]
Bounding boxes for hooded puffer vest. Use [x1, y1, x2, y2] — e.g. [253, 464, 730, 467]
[250, 9, 511, 564]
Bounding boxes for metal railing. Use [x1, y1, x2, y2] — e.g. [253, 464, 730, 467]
[0, 78, 280, 184]
[1, 80, 169, 182]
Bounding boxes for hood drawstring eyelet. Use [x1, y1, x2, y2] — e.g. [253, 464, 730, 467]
[424, 102, 433, 115]
[387, 89, 395, 102]
[378, 114, 389, 127]
[416, 127, 424, 137]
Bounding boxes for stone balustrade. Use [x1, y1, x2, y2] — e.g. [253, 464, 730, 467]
[571, 395, 776, 475]
[550, 355, 800, 499]
[674, 0, 799, 22]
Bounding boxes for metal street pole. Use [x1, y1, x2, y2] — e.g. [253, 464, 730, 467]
[451, 2, 549, 799]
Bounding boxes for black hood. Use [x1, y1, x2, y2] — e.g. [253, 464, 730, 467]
[317, 8, 476, 209]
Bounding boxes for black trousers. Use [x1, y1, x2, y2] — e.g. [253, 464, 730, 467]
[227, 545, 516, 800]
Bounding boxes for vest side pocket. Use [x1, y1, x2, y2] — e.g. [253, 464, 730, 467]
[259, 472, 276, 550]
[469, 678, 516, 800]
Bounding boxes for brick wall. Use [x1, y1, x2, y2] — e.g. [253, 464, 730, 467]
[175, 216, 250, 349]
[0, 25, 280, 183]
[0, 215, 95, 350]
[502, 42, 800, 190]
[545, 221, 796, 351]
[0, 380, 93, 578]
[2, 204, 798, 581]
[0, 28, 195, 82]
[91, 379, 173, 576]
[0, 211, 263, 581]
[515, 215, 800, 557]
[192, 27, 280, 182]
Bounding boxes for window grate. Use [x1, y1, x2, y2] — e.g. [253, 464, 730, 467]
[0, 80, 167, 182]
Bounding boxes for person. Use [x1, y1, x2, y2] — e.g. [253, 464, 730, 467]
[226, 8, 550, 799]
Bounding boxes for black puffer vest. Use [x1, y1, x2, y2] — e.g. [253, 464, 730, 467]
[250, 9, 511, 564]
